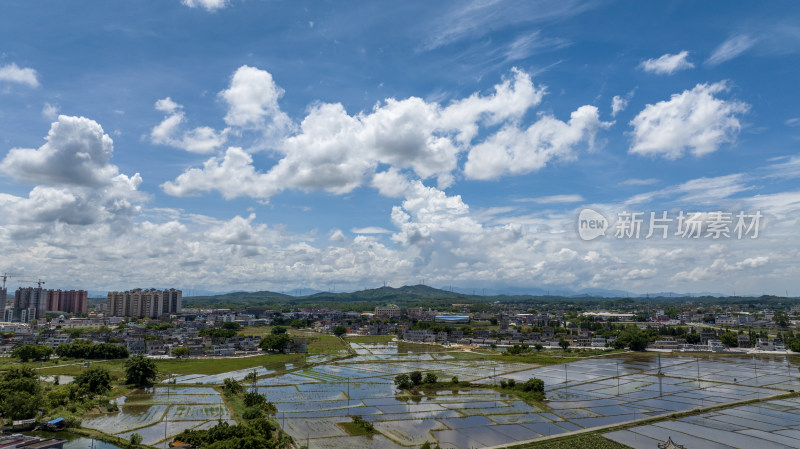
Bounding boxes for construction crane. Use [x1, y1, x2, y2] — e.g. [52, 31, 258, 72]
[1, 273, 25, 290]
[14, 278, 46, 289]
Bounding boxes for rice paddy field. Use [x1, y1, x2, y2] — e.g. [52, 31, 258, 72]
[81, 386, 232, 449]
[79, 340, 800, 448]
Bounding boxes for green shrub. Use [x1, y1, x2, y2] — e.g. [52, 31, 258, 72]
[242, 406, 263, 420]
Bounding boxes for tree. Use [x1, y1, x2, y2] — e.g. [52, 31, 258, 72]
[243, 391, 266, 408]
[172, 346, 191, 358]
[129, 433, 143, 447]
[409, 371, 423, 386]
[74, 367, 113, 395]
[332, 325, 347, 337]
[719, 331, 738, 347]
[259, 333, 293, 353]
[424, 373, 438, 384]
[271, 326, 287, 335]
[222, 322, 241, 330]
[521, 377, 545, 393]
[774, 312, 790, 328]
[558, 339, 570, 351]
[394, 373, 412, 389]
[124, 355, 158, 386]
[224, 378, 243, 395]
[12, 344, 53, 362]
[534, 343, 543, 352]
[685, 332, 701, 344]
[3, 391, 40, 420]
[0, 367, 41, 420]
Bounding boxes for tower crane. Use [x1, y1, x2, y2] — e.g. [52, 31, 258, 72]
[1, 273, 25, 290]
[13, 278, 46, 289]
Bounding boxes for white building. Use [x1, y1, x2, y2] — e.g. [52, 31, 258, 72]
[107, 288, 182, 318]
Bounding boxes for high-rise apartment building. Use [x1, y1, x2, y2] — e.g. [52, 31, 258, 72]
[0, 287, 6, 318]
[45, 289, 88, 314]
[12, 287, 45, 320]
[106, 288, 182, 318]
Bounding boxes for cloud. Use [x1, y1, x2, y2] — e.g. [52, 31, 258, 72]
[464, 105, 611, 180]
[706, 35, 757, 66]
[515, 194, 585, 204]
[391, 181, 482, 247]
[351, 226, 392, 234]
[629, 82, 749, 159]
[328, 229, 346, 242]
[166, 67, 554, 199]
[640, 51, 694, 74]
[620, 178, 659, 186]
[675, 174, 750, 204]
[765, 155, 800, 179]
[503, 31, 570, 62]
[0, 63, 39, 87]
[181, 0, 228, 12]
[150, 97, 226, 153]
[611, 96, 628, 117]
[421, 0, 594, 51]
[0, 116, 144, 235]
[42, 103, 59, 120]
[161, 146, 277, 199]
[1, 115, 124, 187]
[220, 65, 291, 135]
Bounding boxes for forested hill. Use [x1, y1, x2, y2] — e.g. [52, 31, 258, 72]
[180, 285, 798, 312]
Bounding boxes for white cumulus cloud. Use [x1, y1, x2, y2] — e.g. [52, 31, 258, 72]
[1, 115, 122, 187]
[0, 116, 144, 235]
[220, 65, 291, 135]
[166, 67, 556, 199]
[150, 97, 226, 154]
[181, 0, 228, 12]
[0, 62, 39, 87]
[629, 82, 749, 159]
[640, 51, 694, 74]
[161, 147, 277, 199]
[464, 105, 611, 180]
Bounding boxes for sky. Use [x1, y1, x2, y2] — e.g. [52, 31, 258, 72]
[0, 0, 799, 296]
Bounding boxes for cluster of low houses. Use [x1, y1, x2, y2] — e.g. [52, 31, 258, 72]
[651, 330, 786, 352]
[0, 303, 797, 356]
[0, 312, 304, 357]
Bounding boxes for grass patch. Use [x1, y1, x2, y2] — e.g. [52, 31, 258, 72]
[338, 416, 377, 436]
[447, 349, 620, 366]
[290, 331, 348, 354]
[338, 421, 376, 436]
[509, 433, 631, 449]
[345, 335, 396, 344]
[156, 353, 307, 376]
[237, 325, 274, 337]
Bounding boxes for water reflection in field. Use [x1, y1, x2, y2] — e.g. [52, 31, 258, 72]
[260, 344, 799, 448]
[82, 386, 231, 448]
[83, 340, 800, 448]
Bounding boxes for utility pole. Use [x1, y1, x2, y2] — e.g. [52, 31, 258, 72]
[165, 373, 170, 444]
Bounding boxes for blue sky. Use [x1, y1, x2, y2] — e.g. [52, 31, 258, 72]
[0, 0, 799, 295]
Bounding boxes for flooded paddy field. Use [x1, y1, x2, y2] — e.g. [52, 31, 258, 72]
[261, 344, 800, 448]
[82, 342, 800, 448]
[82, 386, 231, 449]
[605, 396, 800, 448]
